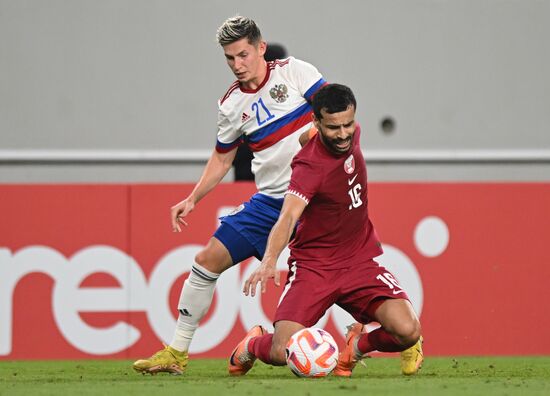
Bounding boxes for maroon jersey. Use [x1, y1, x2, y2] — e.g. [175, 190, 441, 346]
[286, 125, 383, 269]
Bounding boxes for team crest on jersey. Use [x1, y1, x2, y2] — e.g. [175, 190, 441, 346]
[344, 154, 355, 174]
[269, 84, 289, 103]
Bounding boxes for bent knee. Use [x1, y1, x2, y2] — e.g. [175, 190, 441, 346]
[394, 319, 422, 348]
[194, 250, 210, 268]
[194, 246, 231, 274]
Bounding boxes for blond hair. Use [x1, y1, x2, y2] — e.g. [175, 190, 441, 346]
[216, 15, 262, 46]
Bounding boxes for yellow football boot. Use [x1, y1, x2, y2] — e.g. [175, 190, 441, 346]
[133, 345, 188, 375]
[400, 336, 424, 375]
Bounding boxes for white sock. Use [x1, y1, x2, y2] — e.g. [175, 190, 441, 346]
[169, 263, 220, 352]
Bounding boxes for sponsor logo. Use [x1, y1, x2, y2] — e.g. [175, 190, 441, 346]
[1, 208, 438, 357]
[0, 235, 428, 356]
[348, 174, 358, 185]
[241, 113, 250, 123]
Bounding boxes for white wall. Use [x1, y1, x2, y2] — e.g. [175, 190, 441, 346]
[1, 0, 549, 181]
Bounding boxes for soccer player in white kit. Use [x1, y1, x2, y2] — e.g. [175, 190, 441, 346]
[133, 15, 326, 375]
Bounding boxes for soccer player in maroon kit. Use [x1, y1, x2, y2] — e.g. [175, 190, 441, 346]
[229, 83, 423, 377]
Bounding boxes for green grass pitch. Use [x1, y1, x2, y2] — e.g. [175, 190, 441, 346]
[1, 357, 549, 396]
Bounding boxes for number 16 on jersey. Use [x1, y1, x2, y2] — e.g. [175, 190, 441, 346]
[348, 184, 363, 210]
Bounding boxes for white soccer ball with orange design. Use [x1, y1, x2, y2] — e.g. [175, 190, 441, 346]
[285, 327, 339, 377]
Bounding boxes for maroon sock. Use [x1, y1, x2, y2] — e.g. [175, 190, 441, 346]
[357, 328, 405, 354]
[248, 334, 274, 364]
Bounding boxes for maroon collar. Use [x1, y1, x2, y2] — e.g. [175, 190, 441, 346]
[239, 64, 271, 94]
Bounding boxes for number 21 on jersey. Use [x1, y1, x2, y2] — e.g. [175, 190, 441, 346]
[252, 98, 275, 126]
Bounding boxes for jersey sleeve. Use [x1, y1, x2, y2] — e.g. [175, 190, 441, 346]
[287, 57, 327, 102]
[215, 106, 242, 153]
[286, 157, 323, 204]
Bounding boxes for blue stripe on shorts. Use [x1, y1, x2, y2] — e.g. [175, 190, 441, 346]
[213, 193, 284, 264]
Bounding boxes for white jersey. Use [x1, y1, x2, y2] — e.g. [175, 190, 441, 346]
[216, 57, 325, 197]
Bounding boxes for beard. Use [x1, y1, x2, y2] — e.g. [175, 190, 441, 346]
[319, 132, 354, 154]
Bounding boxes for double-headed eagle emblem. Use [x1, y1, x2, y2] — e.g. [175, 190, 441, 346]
[269, 84, 289, 103]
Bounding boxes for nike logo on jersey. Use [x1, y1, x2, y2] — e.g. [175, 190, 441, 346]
[348, 174, 358, 185]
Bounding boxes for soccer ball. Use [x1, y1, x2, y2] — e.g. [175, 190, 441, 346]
[285, 327, 339, 377]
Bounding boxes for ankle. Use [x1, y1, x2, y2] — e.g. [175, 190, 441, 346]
[168, 345, 187, 357]
[352, 337, 364, 359]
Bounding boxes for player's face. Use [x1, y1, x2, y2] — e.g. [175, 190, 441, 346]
[314, 106, 356, 154]
[223, 38, 267, 88]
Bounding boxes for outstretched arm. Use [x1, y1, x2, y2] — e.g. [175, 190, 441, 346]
[171, 147, 238, 232]
[243, 194, 307, 296]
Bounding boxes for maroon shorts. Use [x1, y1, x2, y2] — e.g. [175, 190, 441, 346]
[274, 259, 410, 327]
